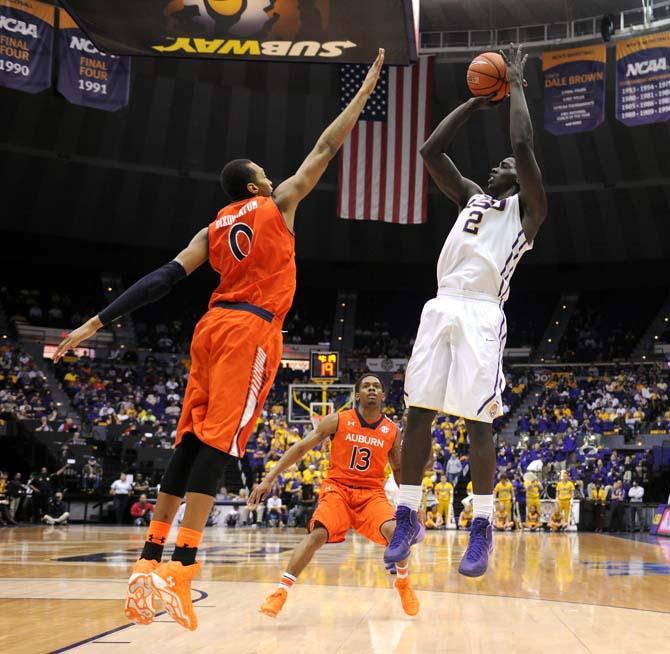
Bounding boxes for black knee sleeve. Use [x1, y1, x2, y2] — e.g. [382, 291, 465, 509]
[159, 433, 201, 497]
[185, 442, 231, 497]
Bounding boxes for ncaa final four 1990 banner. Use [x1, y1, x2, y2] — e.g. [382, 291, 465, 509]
[616, 31, 670, 127]
[0, 0, 53, 93]
[542, 44, 605, 135]
[58, 0, 419, 65]
[57, 10, 130, 112]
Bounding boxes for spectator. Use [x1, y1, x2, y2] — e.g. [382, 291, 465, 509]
[549, 506, 566, 532]
[493, 500, 514, 531]
[215, 486, 233, 502]
[130, 494, 154, 526]
[82, 457, 102, 493]
[35, 416, 52, 432]
[0, 471, 17, 526]
[525, 504, 541, 531]
[458, 502, 473, 530]
[6, 472, 26, 522]
[591, 482, 607, 533]
[58, 417, 77, 433]
[29, 467, 57, 522]
[609, 480, 626, 532]
[446, 452, 462, 487]
[42, 491, 69, 525]
[266, 492, 286, 527]
[628, 480, 645, 532]
[133, 473, 149, 494]
[110, 472, 132, 524]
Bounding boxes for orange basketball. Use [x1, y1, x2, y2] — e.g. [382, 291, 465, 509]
[467, 52, 509, 102]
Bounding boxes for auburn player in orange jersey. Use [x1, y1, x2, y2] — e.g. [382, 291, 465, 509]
[52, 49, 385, 632]
[249, 374, 422, 618]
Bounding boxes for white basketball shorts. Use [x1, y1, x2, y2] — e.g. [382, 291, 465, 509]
[404, 289, 506, 423]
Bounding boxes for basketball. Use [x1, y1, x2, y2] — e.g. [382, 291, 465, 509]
[467, 52, 509, 102]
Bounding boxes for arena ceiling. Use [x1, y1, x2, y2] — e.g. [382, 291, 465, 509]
[420, 0, 643, 31]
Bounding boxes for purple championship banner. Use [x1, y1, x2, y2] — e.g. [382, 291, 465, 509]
[542, 44, 606, 135]
[57, 10, 130, 112]
[0, 0, 53, 93]
[616, 31, 670, 127]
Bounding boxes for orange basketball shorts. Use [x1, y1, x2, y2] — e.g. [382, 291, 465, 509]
[176, 305, 283, 457]
[308, 480, 395, 546]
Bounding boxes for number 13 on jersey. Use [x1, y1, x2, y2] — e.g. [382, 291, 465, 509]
[349, 446, 371, 471]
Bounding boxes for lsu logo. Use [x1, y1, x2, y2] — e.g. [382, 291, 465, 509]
[488, 402, 499, 419]
[626, 57, 667, 77]
[0, 16, 38, 37]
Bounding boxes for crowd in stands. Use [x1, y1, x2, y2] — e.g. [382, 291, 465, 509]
[55, 355, 188, 439]
[515, 367, 670, 438]
[1, 280, 102, 331]
[1, 307, 669, 532]
[0, 344, 56, 423]
[558, 291, 662, 362]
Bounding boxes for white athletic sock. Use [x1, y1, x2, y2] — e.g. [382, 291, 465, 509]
[395, 563, 409, 579]
[278, 572, 297, 591]
[397, 485, 422, 511]
[473, 494, 494, 521]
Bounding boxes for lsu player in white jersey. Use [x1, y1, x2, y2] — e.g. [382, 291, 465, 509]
[385, 45, 547, 578]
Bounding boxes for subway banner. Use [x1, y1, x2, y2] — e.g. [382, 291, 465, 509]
[59, 0, 419, 65]
[542, 44, 606, 135]
[616, 31, 670, 127]
[57, 11, 131, 112]
[0, 0, 54, 94]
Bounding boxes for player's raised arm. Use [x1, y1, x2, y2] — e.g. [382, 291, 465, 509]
[52, 227, 209, 362]
[502, 43, 547, 242]
[248, 412, 339, 506]
[273, 49, 385, 229]
[419, 96, 494, 209]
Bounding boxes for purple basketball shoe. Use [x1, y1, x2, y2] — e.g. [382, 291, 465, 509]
[458, 517, 493, 578]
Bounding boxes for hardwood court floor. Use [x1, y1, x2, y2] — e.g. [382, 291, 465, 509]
[1, 525, 669, 654]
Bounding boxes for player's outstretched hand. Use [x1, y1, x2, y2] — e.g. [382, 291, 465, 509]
[248, 479, 272, 508]
[360, 48, 385, 97]
[52, 316, 102, 363]
[500, 43, 528, 85]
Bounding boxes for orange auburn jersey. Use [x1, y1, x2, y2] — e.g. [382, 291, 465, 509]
[326, 409, 398, 490]
[208, 196, 296, 322]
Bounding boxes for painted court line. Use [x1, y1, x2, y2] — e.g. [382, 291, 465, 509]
[48, 589, 208, 654]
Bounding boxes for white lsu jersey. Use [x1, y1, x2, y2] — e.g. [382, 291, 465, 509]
[437, 193, 532, 303]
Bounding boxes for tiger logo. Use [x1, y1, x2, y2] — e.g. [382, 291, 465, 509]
[165, 0, 329, 39]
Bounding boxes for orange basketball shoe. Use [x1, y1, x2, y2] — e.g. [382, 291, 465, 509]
[394, 578, 419, 616]
[124, 558, 159, 625]
[151, 560, 201, 630]
[259, 588, 287, 618]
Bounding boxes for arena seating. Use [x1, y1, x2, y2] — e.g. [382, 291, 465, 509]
[1, 275, 104, 331]
[515, 366, 670, 438]
[557, 290, 665, 362]
[0, 344, 56, 423]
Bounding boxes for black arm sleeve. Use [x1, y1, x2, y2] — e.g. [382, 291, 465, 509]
[98, 261, 186, 327]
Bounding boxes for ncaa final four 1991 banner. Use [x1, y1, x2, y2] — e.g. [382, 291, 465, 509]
[542, 44, 605, 135]
[0, 0, 53, 93]
[59, 0, 419, 65]
[57, 10, 130, 112]
[616, 31, 670, 127]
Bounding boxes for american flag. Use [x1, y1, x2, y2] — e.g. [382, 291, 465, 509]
[337, 57, 433, 225]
